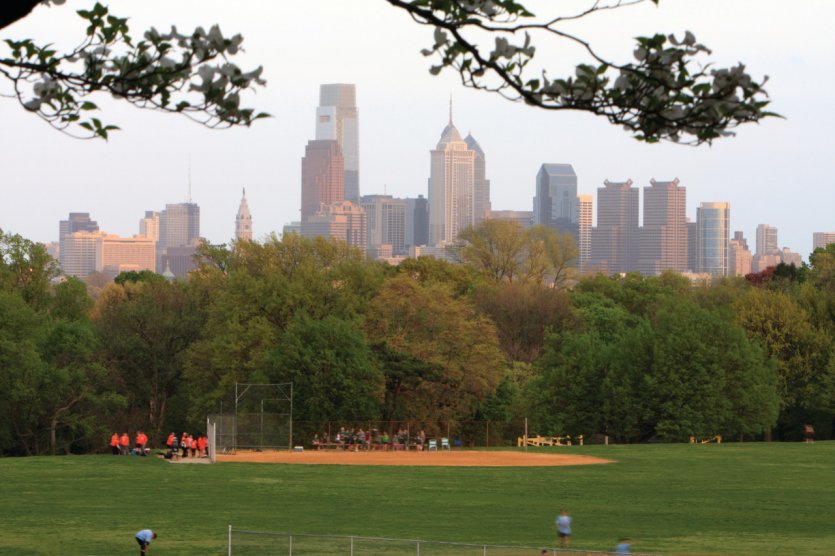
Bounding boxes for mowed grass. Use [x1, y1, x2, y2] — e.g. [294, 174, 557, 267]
[1, 442, 833, 555]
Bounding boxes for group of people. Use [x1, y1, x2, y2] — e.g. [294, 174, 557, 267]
[553, 509, 634, 554]
[164, 431, 208, 459]
[312, 427, 428, 450]
[109, 431, 149, 456]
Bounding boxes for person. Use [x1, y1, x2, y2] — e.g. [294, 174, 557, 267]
[119, 432, 130, 456]
[180, 432, 189, 458]
[540, 550, 550, 556]
[135, 529, 157, 555]
[615, 538, 633, 554]
[555, 509, 571, 548]
[803, 424, 815, 443]
[198, 434, 208, 457]
[110, 433, 120, 455]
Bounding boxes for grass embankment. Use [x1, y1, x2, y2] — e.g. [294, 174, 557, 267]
[0, 442, 833, 555]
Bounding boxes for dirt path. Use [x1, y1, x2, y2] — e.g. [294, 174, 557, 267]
[217, 450, 612, 467]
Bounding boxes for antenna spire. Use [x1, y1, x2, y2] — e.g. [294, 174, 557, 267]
[448, 94, 453, 125]
[188, 155, 192, 203]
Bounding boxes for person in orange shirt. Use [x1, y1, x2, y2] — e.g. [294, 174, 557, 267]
[119, 432, 130, 455]
[166, 432, 174, 449]
[189, 435, 197, 458]
[110, 433, 120, 455]
[197, 435, 207, 458]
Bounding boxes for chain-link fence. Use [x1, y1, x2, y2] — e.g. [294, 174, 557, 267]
[227, 529, 660, 556]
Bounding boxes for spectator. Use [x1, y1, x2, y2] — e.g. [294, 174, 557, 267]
[555, 509, 571, 548]
[119, 432, 130, 456]
[110, 433, 120, 455]
[134, 529, 157, 555]
[615, 538, 633, 554]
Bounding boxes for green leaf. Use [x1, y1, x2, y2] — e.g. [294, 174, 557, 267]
[80, 102, 98, 111]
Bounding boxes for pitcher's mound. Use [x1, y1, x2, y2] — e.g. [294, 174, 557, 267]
[217, 450, 612, 467]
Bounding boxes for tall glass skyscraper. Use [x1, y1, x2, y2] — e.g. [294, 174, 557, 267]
[696, 202, 730, 276]
[316, 84, 359, 203]
[533, 164, 578, 239]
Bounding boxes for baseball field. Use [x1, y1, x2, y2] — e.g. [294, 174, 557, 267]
[0, 442, 832, 555]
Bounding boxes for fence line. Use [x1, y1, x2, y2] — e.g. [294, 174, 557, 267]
[227, 527, 662, 556]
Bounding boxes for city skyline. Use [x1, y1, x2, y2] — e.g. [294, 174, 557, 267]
[1, 1, 833, 259]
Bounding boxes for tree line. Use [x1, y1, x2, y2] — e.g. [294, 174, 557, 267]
[1, 224, 833, 455]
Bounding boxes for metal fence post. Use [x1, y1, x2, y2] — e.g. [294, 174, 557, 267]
[227, 525, 232, 556]
[350, 536, 354, 556]
[416, 540, 420, 556]
[483, 544, 487, 556]
[289, 535, 293, 556]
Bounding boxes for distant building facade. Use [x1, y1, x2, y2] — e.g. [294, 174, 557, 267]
[99, 234, 156, 278]
[301, 200, 367, 252]
[301, 139, 345, 222]
[361, 194, 406, 256]
[577, 194, 593, 272]
[590, 179, 639, 274]
[755, 224, 779, 256]
[464, 133, 491, 224]
[696, 202, 730, 277]
[428, 110, 475, 246]
[728, 231, 753, 276]
[813, 232, 835, 250]
[485, 210, 533, 230]
[316, 84, 360, 203]
[404, 195, 429, 249]
[533, 163, 578, 239]
[638, 178, 688, 275]
[58, 212, 99, 271]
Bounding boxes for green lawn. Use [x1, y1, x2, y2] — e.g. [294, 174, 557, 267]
[1, 443, 833, 555]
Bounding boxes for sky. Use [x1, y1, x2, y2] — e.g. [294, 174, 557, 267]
[1, 0, 833, 259]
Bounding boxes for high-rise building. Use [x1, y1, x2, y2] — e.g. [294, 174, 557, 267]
[533, 164, 578, 239]
[301, 200, 367, 252]
[139, 211, 160, 242]
[780, 247, 802, 267]
[696, 202, 730, 277]
[404, 195, 429, 249]
[58, 212, 99, 270]
[361, 195, 407, 256]
[687, 220, 698, 273]
[316, 84, 359, 203]
[485, 210, 533, 230]
[428, 107, 475, 246]
[235, 188, 253, 241]
[638, 178, 688, 275]
[813, 232, 835, 250]
[755, 224, 779, 256]
[729, 231, 753, 276]
[61, 230, 103, 277]
[590, 179, 639, 274]
[301, 139, 344, 222]
[98, 234, 156, 278]
[464, 133, 491, 224]
[159, 202, 200, 250]
[577, 195, 593, 272]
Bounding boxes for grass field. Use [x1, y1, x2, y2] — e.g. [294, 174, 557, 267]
[0, 443, 833, 555]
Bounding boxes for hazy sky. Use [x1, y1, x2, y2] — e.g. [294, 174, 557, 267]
[1, 0, 833, 258]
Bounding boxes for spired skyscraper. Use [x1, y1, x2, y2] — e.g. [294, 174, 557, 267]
[316, 84, 359, 203]
[235, 188, 252, 241]
[464, 133, 491, 224]
[428, 103, 475, 246]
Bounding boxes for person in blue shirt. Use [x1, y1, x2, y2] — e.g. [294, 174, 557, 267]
[615, 538, 633, 554]
[135, 529, 157, 555]
[555, 509, 571, 548]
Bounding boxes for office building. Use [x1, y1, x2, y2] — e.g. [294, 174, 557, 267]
[58, 212, 99, 270]
[638, 178, 688, 275]
[590, 179, 639, 274]
[139, 211, 160, 242]
[61, 230, 103, 277]
[813, 232, 835, 250]
[235, 188, 253, 241]
[301, 139, 344, 222]
[301, 200, 367, 252]
[780, 247, 802, 267]
[696, 202, 730, 276]
[404, 195, 429, 249]
[428, 107, 475, 245]
[533, 164, 578, 239]
[98, 234, 156, 278]
[361, 195, 406, 256]
[464, 133, 491, 224]
[316, 84, 359, 203]
[577, 195, 593, 272]
[756, 224, 779, 256]
[159, 202, 200, 251]
[728, 231, 752, 276]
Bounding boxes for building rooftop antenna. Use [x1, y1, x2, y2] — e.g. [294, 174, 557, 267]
[188, 155, 192, 203]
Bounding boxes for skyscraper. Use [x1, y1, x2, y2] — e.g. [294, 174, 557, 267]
[361, 194, 407, 256]
[139, 211, 160, 242]
[58, 212, 98, 270]
[235, 188, 253, 241]
[301, 139, 344, 222]
[428, 106, 475, 246]
[577, 194, 593, 272]
[404, 195, 429, 249]
[316, 84, 359, 203]
[61, 230, 103, 277]
[696, 202, 730, 277]
[533, 164, 578, 239]
[729, 231, 753, 276]
[638, 178, 688, 275]
[755, 224, 779, 256]
[159, 202, 200, 251]
[590, 179, 639, 274]
[464, 133, 491, 224]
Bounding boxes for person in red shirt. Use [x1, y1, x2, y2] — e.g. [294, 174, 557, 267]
[110, 433, 120, 455]
[189, 435, 197, 458]
[119, 432, 130, 455]
[197, 435, 207, 458]
[166, 432, 174, 449]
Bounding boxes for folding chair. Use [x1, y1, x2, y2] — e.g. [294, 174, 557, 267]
[441, 437, 450, 450]
[428, 439, 437, 451]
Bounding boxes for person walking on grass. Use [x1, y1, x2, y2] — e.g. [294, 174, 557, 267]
[555, 509, 571, 548]
[135, 529, 157, 555]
